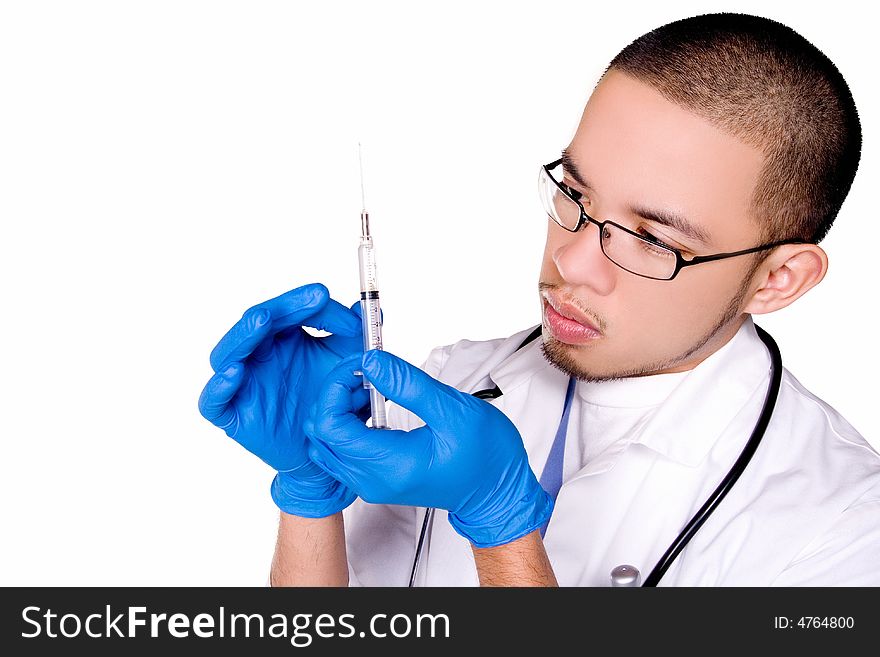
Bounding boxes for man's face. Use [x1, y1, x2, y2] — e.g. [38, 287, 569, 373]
[539, 69, 767, 380]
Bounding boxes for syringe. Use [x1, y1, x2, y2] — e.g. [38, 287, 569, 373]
[357, 144, 388, 429]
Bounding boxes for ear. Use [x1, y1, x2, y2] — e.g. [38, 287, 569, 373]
[743, 244, 828, 315]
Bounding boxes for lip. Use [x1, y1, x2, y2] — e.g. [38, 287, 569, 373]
[542, 292, 603, 345]
[543, 292, 602, 333]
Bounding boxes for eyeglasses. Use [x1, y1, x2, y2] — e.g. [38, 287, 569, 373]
[538, 158, 810, 281]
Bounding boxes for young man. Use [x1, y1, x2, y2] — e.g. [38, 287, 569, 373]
[199, 13, 879, 586]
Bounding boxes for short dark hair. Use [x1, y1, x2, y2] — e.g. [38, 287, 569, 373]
[605, 12, 861, 244]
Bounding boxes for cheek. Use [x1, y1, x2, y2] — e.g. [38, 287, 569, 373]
[618, 282, 675, 328]
[618, 270, 731, 329]
[653, 266, 742, 321]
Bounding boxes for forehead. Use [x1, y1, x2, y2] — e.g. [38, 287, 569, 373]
[569, 70, 765, 246]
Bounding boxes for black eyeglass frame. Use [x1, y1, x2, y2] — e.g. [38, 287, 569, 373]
[542, 158, 812, 281]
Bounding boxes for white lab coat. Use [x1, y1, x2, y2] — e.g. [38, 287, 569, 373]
[343, 317, 880, 586]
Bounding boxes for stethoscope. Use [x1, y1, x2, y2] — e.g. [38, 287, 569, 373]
[408, 323, 783, 587]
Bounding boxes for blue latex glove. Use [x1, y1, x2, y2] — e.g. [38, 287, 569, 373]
[198, 282, 368, 518]
[303, 350, 553, 548]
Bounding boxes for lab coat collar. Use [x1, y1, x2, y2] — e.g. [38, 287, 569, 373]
[634, 317, 771, 466]
[486, 326, 562, 398]
[487, 317, 771, 469]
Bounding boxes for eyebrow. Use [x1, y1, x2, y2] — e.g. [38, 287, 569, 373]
[560, 148, 712, 247]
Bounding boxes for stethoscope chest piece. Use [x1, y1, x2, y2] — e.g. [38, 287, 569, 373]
[610, 564, 641, 587]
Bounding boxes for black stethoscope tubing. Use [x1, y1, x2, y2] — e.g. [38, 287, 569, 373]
[408, 324, 782, 587]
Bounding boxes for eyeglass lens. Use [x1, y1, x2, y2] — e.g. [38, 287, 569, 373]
[539, 164, 678, 279]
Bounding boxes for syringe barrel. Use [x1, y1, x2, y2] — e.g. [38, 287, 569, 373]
[358, 237, 380, 292]
[369, 387, 388, 429]
[358, 238, 384, 392]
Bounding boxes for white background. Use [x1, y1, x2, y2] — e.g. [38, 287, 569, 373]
[1, 0, 876, 586]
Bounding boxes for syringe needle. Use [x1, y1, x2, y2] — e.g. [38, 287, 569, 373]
[359, 142, 369, 237]
[358, 142, 366, 212]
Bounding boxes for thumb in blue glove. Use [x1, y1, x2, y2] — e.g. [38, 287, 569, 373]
[304, 350, 553, 548]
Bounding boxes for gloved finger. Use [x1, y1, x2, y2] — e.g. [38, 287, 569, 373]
[301, 293, 364, 337]
[350, 300, 384, 325]
[270, 300, 366, 346]
[307, 423, 416, 484]
[210, 283, 361, 371]
[308, 440, 370, 492]
[305, 385, 371, 435]
[259, 283, 360, 337]
[309, 353, 377, 440]
[360, 349, 470, 429]
[197, 362, 245, 435]
[354, 400, 372, 424]
[307, 440, 363, 491]
[308, 422, 433, 503]
[308, 354, 423, 456]
[350, 379, 374, 424]
[249, 332, 276, 363]
[209, 307, 273, 372]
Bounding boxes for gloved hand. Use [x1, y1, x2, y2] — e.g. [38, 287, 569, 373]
[303, 350, 553, 548]
[197, 282, 368, 518]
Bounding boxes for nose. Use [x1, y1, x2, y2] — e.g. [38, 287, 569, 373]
[551, 219, 616, 295]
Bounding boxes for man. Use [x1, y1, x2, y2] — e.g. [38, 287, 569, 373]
[199, 13, 879, 586]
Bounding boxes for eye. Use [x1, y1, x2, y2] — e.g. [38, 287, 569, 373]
[636, 227, 677, 251]
[561, 179, 589, 203]
[562, 183, 583, 202]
